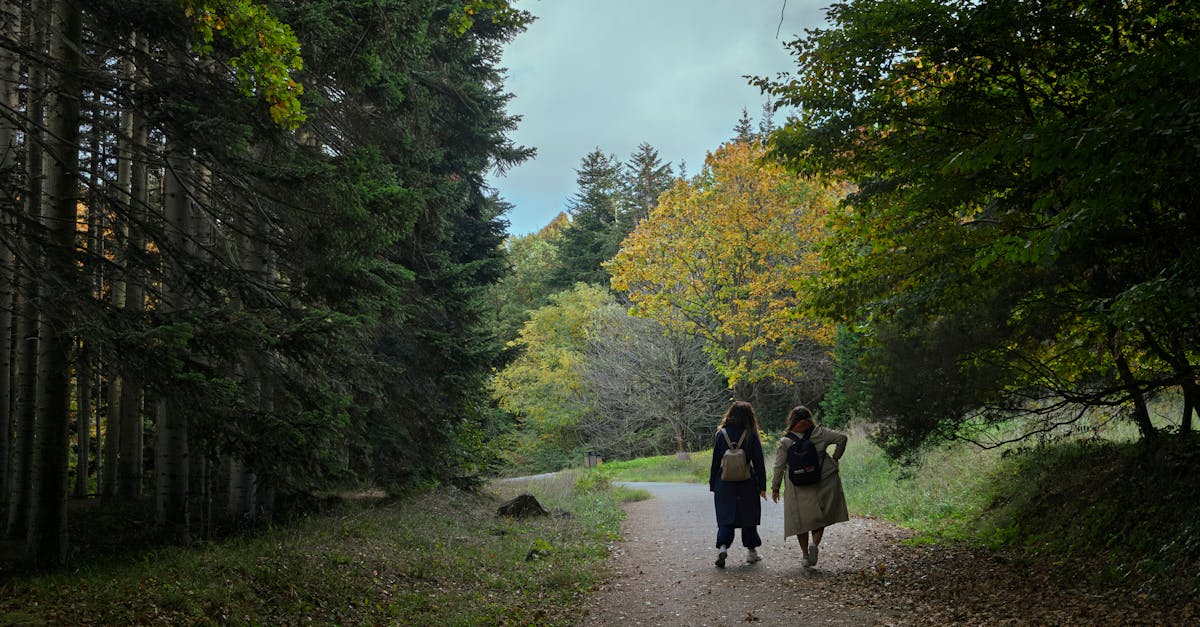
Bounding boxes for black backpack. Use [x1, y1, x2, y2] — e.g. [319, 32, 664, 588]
[785, 431, 822, 486]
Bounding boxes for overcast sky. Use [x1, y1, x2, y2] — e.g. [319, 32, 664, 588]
[488, 0, 831, 236]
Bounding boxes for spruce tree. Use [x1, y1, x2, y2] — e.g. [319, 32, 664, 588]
[732, 106, 755, 143]
[621, 142, 674, 227]
[551, 149, 625, 288]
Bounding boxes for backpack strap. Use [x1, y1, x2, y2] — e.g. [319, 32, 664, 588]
[721, 428, 748, 449]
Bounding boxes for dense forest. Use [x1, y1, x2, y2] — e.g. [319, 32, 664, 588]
[2, 0, 1198, 577]
[1, 0, 531, 566]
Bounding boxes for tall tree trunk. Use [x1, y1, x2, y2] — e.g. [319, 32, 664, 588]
[0, 0, 21, 518]
[251, 222, 276, 522]
[73, 339, 90, 497]
[670, 341, 687, 453]
[28, 0, 81, 566]
[228, 219, 270, 523]
[102, 36, 132, 502]
[6, 0, 47, 542]
[115, 32, 148, 500]
[6, 274, 34, 540]
[155, 77, 193, 541]
[101, 369, 119, 499]
[226, 456, 256, 522]
[74, 87, 104, 500]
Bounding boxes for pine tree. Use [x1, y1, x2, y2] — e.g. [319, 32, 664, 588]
[0, 0, 19, 517]
[551, 149, 625, 288]
[28, 0, 82, 566]
[732, 106, 755, 143]
[621, 142, 674, 227]
[758, 99, 776, 138]
[0, 0, 534, 559]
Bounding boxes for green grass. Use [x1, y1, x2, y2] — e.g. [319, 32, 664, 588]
[598, 452, 709, 483]
[838, 426, 1004, 539]
[0, 478, 642, 626]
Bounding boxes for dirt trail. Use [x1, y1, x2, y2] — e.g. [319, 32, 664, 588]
[579, 482, 1193, 626]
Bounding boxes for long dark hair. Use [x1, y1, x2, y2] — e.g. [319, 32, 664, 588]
[717, 401, 760, 441]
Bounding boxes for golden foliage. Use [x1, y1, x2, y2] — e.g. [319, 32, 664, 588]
[608, 141, 840, 385]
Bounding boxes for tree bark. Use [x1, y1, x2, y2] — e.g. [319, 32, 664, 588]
[6, 0, 47, 542]
[0, 0, 21, 517]
[74, 86, 105, 500]
[116, 31, 149, 500]
[28, 0, 81, 566]
[155, 80, 193, 541]
[228, 212, 274, 522]
[1110, 342, 1156, 441]
[73, 339, 91, 497]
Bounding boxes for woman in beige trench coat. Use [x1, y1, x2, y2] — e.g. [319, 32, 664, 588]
[771, 405, 849, 567]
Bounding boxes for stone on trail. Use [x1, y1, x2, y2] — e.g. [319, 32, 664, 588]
[497, 493, 550, 518]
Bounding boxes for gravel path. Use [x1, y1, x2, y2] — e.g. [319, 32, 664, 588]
[578, 482, 1195, 626]
[580, 482, 900, 626]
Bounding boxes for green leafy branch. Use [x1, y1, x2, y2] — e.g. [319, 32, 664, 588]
[447, 0, 531, 37]
[181, 0, 306, 129]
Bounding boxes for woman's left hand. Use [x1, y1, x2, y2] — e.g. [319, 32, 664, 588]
[759, 490, 767, 500]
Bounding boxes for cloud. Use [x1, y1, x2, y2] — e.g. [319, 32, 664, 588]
[490, 0, 830, 235]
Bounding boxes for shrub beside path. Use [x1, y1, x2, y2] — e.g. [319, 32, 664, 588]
[580, 482, 1195, 626]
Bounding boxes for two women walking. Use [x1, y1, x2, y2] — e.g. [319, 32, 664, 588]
[709, 401, 848, 568]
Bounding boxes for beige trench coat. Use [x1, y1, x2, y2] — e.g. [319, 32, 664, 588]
[771, 426, 849, 537]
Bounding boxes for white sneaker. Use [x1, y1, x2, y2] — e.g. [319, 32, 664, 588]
[746, 548, 762, 563]
[809, 543, 820, 567]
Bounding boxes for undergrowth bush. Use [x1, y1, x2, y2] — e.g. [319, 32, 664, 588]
[974, 435, 1200, 601]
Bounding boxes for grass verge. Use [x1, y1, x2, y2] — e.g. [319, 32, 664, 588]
[0, 478, 642, 626]
[598, 453, 708, 483]
[974, 435, 1200, 601]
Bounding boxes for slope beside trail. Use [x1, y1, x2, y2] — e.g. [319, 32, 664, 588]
[578, 482, 1193, 626]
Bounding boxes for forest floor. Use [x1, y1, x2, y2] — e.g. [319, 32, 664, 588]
[579, 482, 1196, 626]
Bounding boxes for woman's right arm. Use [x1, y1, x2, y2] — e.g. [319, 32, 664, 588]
[770, 439, 788, 495]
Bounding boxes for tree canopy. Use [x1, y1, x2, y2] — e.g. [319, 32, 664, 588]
[608, 140, 840, 390]
[756, 0, 1200, 453]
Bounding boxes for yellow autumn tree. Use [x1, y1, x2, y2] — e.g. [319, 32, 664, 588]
[607, 140, 840, 387]
[490, 283, 611, 468]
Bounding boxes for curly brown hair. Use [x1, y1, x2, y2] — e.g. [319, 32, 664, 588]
[717, 401, 760, 439]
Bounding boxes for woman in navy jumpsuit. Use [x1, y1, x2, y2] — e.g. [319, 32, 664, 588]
[708, 401, 767, 567]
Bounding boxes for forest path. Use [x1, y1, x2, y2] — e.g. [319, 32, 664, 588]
[578, 482, 1191, 626]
